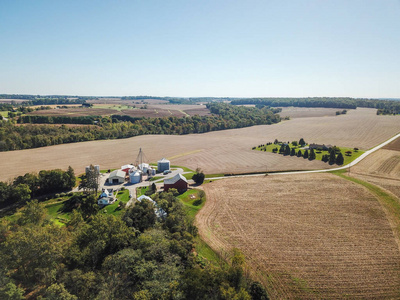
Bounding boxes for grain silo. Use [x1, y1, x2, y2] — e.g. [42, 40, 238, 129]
[129, 170, 142, 184]
[157, 158, 170, 172]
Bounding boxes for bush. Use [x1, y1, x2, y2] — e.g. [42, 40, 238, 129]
[193, 199, 203, 206]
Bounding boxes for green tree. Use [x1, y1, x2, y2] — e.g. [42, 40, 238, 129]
[297, 150, 302, 157]
[329, 149, 336, 164]
[299, 138, 306, 146]
[303, 149, 309, 159]
[44, 283, 77, 300]
[16, 199, 46, 226]
[309, 148, 316, 160]
[284, 145, 290, 156]
[290, 148, 296, 156]
[336, 152, 344, 165]
[79, 194, 99, 219]
[79, 165, 99, 195]
[192, 168, 205, 184]
[123, 199, 156, 232]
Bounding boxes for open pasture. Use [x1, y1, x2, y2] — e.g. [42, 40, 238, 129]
[197, 174, 400, 299]
[1, 108, 399, 181]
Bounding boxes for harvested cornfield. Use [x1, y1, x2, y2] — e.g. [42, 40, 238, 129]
[27, 107, 116, 117]
[279, 107, 339, 118]
[351, 142, 400, 198]
[384, 136, 400, 151]
[1, 108, 400, 181]
[197, 174, 400, 299]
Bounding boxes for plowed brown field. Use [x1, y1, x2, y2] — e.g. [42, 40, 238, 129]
[196, 174, 400, 299]
[351, 137, 400, 198]
[1, 108, 399, 181]
[279, 107, 339, 118]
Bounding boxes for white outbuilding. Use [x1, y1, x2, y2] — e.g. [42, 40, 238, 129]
[138, 163, 150, 173]
[107, 170, 126, 184]
[157, 158, 170, 172]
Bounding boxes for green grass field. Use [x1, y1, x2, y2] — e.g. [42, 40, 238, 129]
[45, 198, 71, 226]
[254, 142, 364, 166]
[103, 189, 130, 216]
[0, 111, 9, 117]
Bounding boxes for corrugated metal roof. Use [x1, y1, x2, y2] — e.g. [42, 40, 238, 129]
[109, 169, 126, 178]
[164, 173, 188, 185]
[158, 158, 170, 163]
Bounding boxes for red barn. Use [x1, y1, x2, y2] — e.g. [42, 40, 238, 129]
[164, 173, 188, 193]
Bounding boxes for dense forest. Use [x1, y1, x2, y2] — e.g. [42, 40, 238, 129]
[0, 172, 269, 299]
[0, 103, 280, 151]
[230, 97, 400, 114]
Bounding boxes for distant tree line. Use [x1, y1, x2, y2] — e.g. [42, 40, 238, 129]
[0, 103, 280, 151]
[0, 167, 75, 206]
[231, 97, 400, 114]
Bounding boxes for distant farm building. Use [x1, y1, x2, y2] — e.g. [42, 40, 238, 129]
[309, 144, 333, 151]
[107, 170, 125, 184]
[129, 169, 142, 184]
[138, 163, 150, 173]
[121, 164, 135, 175]
[158, 158, 170, 172]
[164, 173, 188, 193]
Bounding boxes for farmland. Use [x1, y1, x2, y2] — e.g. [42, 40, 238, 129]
[25, 102, 211, 118]
[0, 108, 399, 181]
[279, 107, 340, 118]
[196, 174, 400, 299]
[350, 137, 400, 198]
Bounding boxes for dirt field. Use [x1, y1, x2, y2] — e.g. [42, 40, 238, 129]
[279, 107, 342, 118]
[196, 174, 400, 299]
[27, 107, 116, 117]
[383, 136, 400, 151]
[350, 139, 400, 198]
[1, 108, 399, 181]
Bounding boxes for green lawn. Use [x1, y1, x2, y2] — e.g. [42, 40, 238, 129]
[103, 189, 130, 216]
[170, 165, 194, 173]
[254, 142, 364, 167]
[45, 199, 71, 226]
[136, 186, 149, 197]
[0, 111, 9, 117]
[149, 176, 163, 182]
[177, 189, 205, 219]
[100, 169, 116, 174]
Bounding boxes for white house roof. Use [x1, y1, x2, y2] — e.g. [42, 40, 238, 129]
[121, 164, 134, 170]
[164, 173, 188, 185]
[109, 170, 126, 178]
[158, 158, 170, 163]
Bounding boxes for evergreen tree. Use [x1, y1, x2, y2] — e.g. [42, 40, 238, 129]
[297, 150, 302, 157]
[290, 148, 296, 156]
[322, 154, 329, 162]
[284, 145, 291, 156]
[299, 138, 306, 146]
[329, 150, 336, 164]
[309, 148, 316, 160]
[303, 149, 309, 159]
[336, 152, 344, 165]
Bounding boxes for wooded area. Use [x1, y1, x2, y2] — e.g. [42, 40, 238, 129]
[0, 103, 280, 151]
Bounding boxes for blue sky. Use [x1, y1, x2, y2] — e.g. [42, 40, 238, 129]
[0, 0, 399, 97]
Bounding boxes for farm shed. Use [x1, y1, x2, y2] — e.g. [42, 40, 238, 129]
[164, 173, 188, 193]
[309, 144, 333, 150]
[157, 158, 170, 172]
[107, 170, 125, 184]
